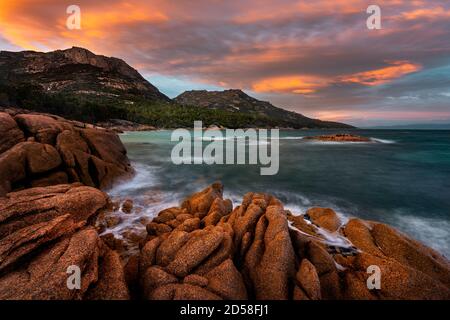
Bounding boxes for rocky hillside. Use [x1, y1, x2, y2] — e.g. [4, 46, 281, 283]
[0, 47, 173, 124]
[175, 89, 353, 129]
[0, 47, 169, 102]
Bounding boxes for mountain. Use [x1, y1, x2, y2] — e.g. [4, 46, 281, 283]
[175, 89, 353, 128]
[0, 47, 352, 128]
[0, 47, 175, 124]
[0, 47, 169, 102]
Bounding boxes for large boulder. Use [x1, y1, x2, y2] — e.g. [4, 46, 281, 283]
[0, 142, 62, 195]
[0, 184, 129, 300]
[0, 111, 133, 196]
[14, 114, 73, 145]
[0, 112, 25, 154]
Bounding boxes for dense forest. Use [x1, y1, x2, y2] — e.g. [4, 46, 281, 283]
[0, 84, 280, 128]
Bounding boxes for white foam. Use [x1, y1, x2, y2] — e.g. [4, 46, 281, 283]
[195, 136, 232, 141]
[273, 136, 305, 140]
[108, 162, 159, 195]
[305, 140, 368, 145]
[243, 140, 270, 146]
[370, 138, 396, 144]
[287, 218, 355, 250]
[104, 162, 184, 240]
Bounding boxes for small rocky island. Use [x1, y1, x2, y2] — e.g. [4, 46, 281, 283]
[0, 111, 449, 300]
[304, 134, 372, 142]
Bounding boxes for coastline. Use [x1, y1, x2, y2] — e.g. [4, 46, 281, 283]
[0, 110, 449, 300]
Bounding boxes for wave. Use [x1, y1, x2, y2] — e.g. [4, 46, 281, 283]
[104, 162, 183, 239]
[195, 136, 232, 141]
[370, 138, 396, 144]
[304, 141, 368, 145]
[276, 136, 305, 140]
[391, 214, 450, 258]
[108, 163, 160, 195]
[303, 137, 396, 145]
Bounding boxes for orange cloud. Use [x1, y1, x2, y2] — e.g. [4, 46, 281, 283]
[79, 3, 168, 30]
[252, 75, 329, 95]
[400, 6, 450, 20]
[251, 61, 421, 95]
[0, 1, 169, 51]
[233, 0, 372, 24]
[338, 61, 422, 86]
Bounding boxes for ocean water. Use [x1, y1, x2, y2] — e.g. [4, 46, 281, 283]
[108, 129, 450, 258]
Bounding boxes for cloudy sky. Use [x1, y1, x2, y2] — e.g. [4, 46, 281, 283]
[1, 0, 450, 126]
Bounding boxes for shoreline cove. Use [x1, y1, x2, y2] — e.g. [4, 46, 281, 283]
[1, 110, 449, 300]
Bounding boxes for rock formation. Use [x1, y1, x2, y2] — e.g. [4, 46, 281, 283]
[0, 110, 133, 196]
[136, 183, 450, 300]
[304, 134, 372, 142]
[0, 184, 129, 300]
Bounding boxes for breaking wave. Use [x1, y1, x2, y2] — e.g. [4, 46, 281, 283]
[370, 138, 396, 144]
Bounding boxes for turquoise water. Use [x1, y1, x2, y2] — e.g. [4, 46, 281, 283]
[111, 129, 450, 257]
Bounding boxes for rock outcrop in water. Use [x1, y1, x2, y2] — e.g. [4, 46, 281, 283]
[304, 134, 371, 142]
[0, 109, 133, 196]
[136, 183, 450, 300]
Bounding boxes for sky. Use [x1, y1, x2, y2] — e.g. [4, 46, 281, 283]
[1, 0, 450, 126]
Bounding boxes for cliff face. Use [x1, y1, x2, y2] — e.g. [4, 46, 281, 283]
[175, 89, 353, 129]
[0, 47, 170, 102]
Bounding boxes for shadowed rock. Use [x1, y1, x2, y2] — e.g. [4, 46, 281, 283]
[0, 111, 133, 196]
[0, 113, 25, 154]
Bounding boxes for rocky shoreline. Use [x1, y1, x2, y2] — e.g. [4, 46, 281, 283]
[96, 119, 157, 133]
[133, 183, 450, 300]
[0, 112, 449, 300]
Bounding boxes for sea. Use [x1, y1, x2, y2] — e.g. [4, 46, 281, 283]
[107, 129, 450, 258]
